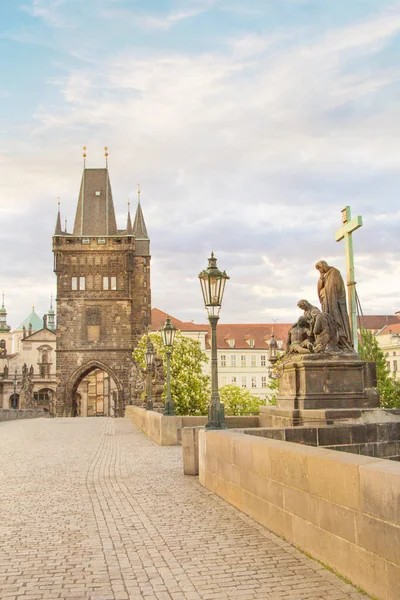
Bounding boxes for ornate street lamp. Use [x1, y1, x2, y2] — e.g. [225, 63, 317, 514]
[267, 332, 283, 380]
[161, 316, 177, 416]
[198, 252, 230, 429]
[268, 332, 278, 364]
[145, 338, 154, 411]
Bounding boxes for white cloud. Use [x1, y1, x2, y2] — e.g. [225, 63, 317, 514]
[2, 5, 400, 324]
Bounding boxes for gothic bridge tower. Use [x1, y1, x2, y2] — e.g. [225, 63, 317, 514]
[53, 159, 151, 416]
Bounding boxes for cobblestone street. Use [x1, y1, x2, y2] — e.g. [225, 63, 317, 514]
[0, 418, 369, 600]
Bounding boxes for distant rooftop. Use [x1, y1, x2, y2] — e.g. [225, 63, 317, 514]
[16, 309, 43, 332]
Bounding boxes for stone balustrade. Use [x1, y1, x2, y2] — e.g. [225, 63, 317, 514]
[199, 428, 400, 600]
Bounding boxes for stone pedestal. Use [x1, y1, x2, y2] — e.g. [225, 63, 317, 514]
[261, 354, 380, 427]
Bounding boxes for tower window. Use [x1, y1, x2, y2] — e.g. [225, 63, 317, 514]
[103, 277, 117, 291]
[72, 277, 85, 291]
[87, 307, 101, 342]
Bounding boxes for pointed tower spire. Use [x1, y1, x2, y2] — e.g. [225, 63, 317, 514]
[73, 167, 118, 236]
[133, 185, 149, 240]
[48, 294, 56, 331]
[54, 198, 62, 235]
[126, 198, 133, 235]
[0, 292, 10, 332]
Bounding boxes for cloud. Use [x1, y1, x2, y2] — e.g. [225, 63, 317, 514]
[2, 3, 400, 325]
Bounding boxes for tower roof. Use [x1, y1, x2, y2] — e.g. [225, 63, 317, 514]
[73, 168, 118, 236]
[16, 309, 43, 332]
[133, 200, 149, 239]
[54, 208, 63, 235]
[126, 207, 133, 236]
[0, 293, 6, 315]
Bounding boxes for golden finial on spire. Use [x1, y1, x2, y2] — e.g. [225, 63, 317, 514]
[57, 197, 60, 213]
[104, 146, 109, 168]
[127, 198, 131, 212]
[83, 146, 87, 168]
[64, 218, 67, 233]
[137, 183, 141, 202]
[32, 305, 34, 312]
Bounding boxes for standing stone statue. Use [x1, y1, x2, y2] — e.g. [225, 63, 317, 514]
[315, 261, 353, 351]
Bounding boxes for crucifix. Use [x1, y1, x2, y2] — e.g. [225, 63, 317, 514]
[335, 205, 362, 351]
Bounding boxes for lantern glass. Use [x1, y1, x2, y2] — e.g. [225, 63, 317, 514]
[198, 253, 229, 315]
[145, 340, 154, 367]
[161, 317, 176, 348]
[269, 335, 278, 360]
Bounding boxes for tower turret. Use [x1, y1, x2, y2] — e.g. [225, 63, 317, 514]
[0, 293, 10, 332]
[48, 294, 56, 331]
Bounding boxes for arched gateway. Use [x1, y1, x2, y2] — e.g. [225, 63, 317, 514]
[53, 162, 151, 417]
[68, 360, 121, 417]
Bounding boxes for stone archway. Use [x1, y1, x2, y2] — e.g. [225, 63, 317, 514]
[34, 387, 56, 415]
[65, 360, 122, 417]
[9, 393, 20, 409]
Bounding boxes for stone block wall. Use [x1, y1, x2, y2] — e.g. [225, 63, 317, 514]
[199, 429, 400, 600]
[126, 406, 260, 446]
[246, 423, 400, 460]
[0, 409, 47, 422]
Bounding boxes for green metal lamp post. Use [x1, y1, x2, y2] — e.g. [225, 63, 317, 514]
[198, 252, 230, 430]
[145, 338, 154, 411]
[161, 316, 177, 416]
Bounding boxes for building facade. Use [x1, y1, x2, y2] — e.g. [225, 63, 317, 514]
[53, 165, 151, 416]
[0, 305, 57, 411]
[151, 309, 291, 400]
[376, 323, 400, 380]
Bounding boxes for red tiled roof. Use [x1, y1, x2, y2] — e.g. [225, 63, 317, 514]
[377, 323, 400, 336]
[152, 309, 400, 349]
[151, 309, 290, 349]
[357, 315, 400, 331]
[151, 308, 208, 332]
[214, 323, 292, 349]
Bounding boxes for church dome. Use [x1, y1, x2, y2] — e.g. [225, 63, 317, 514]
[16, 308, 43, 332]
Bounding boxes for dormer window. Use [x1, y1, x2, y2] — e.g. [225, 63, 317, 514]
[248, 339, 255, 348]
[227, 339, 235, 348]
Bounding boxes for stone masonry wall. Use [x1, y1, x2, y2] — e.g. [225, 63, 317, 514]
[199, 429, 400, 600]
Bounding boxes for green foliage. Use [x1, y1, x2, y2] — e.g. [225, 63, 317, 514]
[132, 332, 210, 415]
[219, 385, 265, 416]
[359, 328, 400, 409]
[266, 377, 279, 406]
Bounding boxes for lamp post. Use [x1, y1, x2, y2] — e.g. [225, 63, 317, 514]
[198, 252, 230, 430]
[268, 332, 278, 365]
[161, 317, 177, 416]
[145, 337, 154, 411]
[267, 332, 282, 380]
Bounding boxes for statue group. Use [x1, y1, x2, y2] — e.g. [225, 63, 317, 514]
[287, 261, 354, 356]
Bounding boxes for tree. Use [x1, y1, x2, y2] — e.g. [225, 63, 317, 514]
[266, 377, 279, 406]
[358, 328, 400, 409]
[132, 332, 210, 415]
[219, 385, 265, 416]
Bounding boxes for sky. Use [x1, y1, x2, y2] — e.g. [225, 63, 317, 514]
[1, 0, 400, 328]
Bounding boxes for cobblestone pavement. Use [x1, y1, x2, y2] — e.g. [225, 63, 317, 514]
[0, 418, 370, 600]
